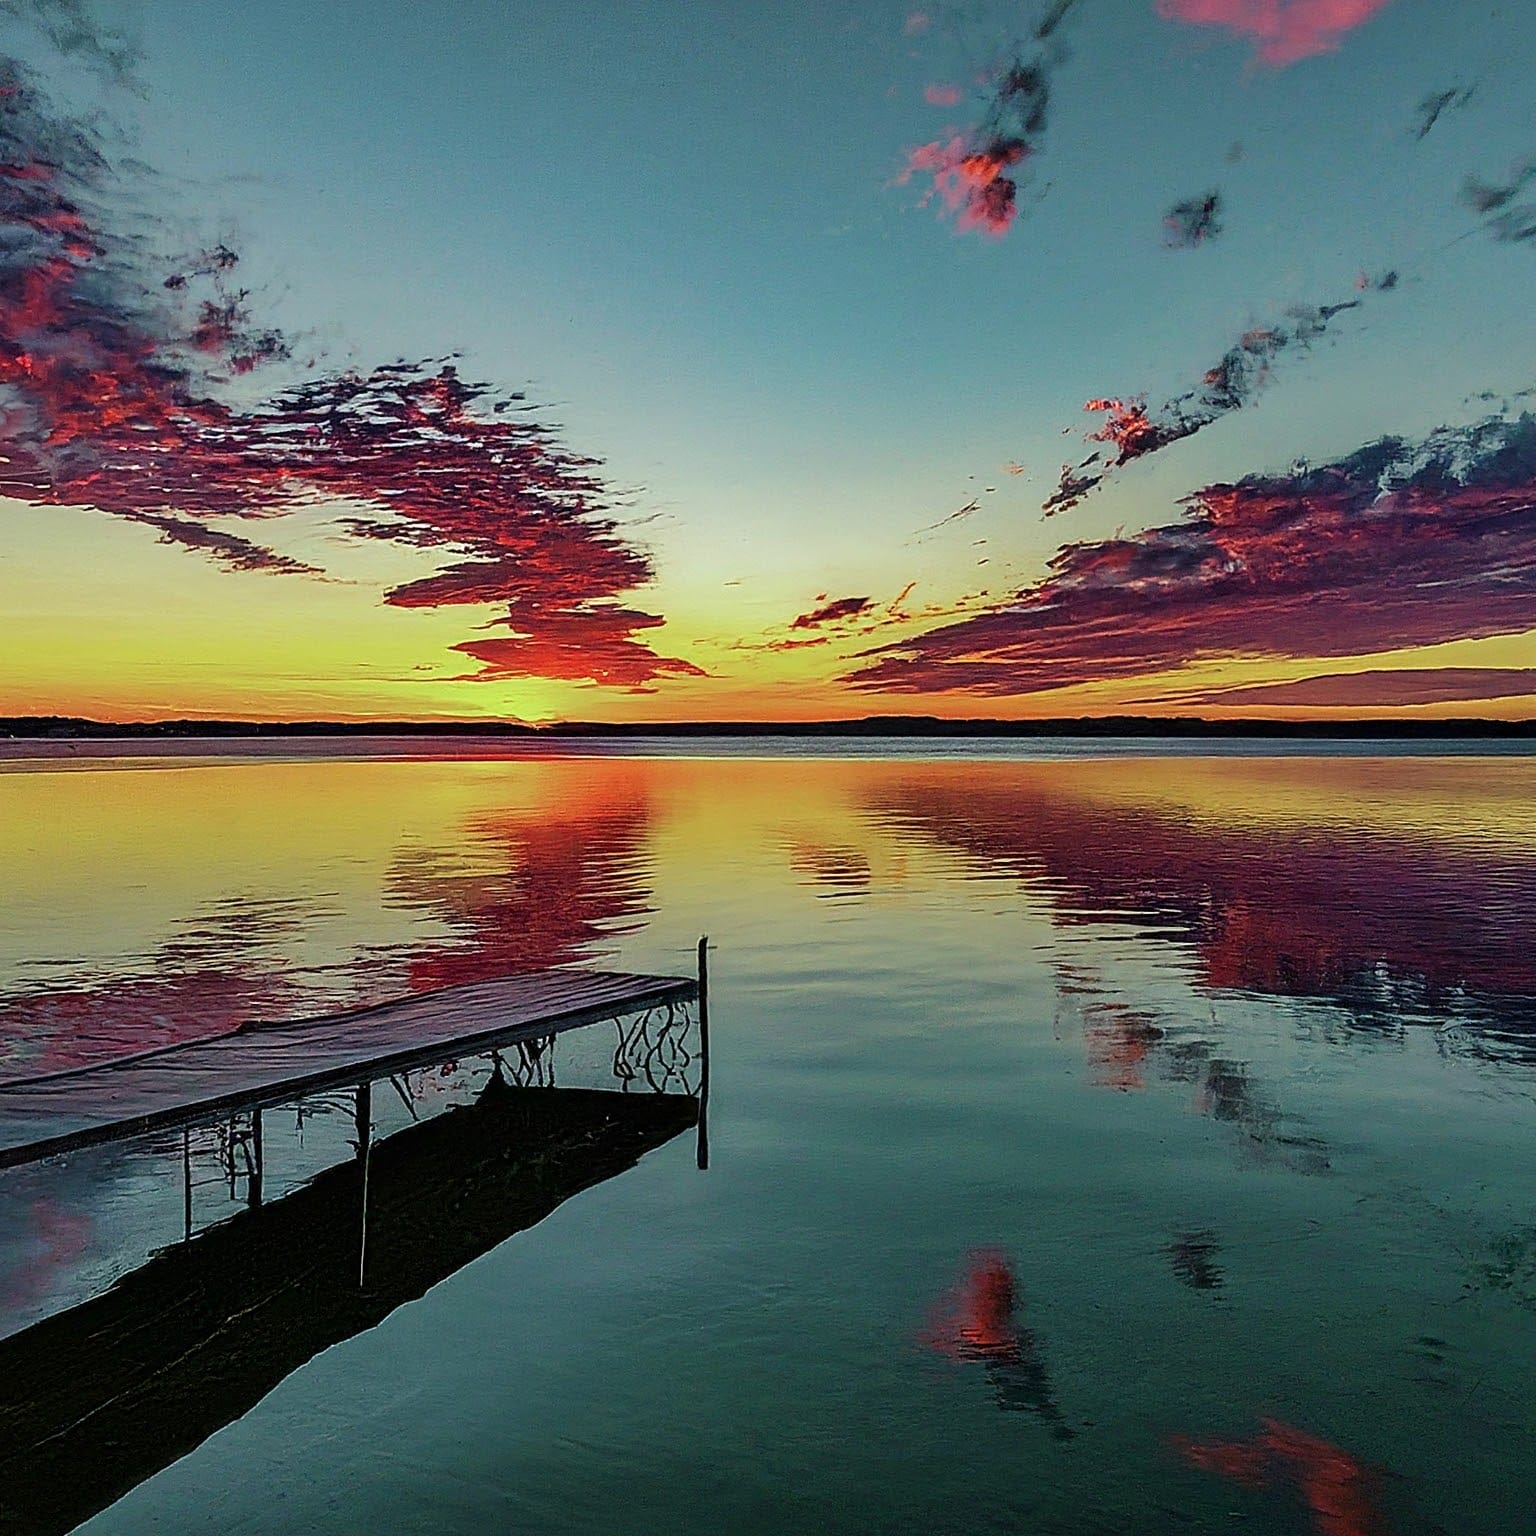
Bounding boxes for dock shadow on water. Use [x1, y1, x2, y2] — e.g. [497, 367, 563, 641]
[0, 1077, 698, 1536]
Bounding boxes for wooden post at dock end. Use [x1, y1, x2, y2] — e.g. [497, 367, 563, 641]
[182, 1126, 192, 1243]
[355, 1080, 372, 1290]
[696, 936, 711, 1171]
[249, 1106, 263, 1209]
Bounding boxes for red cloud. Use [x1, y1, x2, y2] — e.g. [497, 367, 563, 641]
[924, 83, 963, 106]
[1156, 0, 1395, 67]
[895, 5, 1079, 238]
[0, 54, 689, 689]
[1159, 667, 1536, 709]
[850, 416, 1536, 697]
[450, 606, 707, 691]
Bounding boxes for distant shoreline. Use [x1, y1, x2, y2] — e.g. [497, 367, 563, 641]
[5, 714, 1535, 740]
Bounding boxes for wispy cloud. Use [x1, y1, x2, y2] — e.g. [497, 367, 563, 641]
[1462, 157, 1536, 245]
[1044, 273, 1398, 515]
[1148, 667, 1536, 709]
[894, 0, 1079, 238]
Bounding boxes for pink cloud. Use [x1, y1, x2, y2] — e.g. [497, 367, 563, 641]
[897, 135, 1024, 237]
[1156, 0, 1395, 67]
[895, 6, 1079, 238]
[924, 83, 963, 106]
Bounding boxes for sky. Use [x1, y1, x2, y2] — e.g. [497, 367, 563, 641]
[3, 0, 1536, 723]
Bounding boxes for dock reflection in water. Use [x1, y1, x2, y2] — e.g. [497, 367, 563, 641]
[0, 1018, 702, 1536]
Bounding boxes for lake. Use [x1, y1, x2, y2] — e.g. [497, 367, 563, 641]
[1, 743, 1533, 1534]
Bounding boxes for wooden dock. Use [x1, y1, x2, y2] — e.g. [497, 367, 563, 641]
[0, 964, 699, 1169]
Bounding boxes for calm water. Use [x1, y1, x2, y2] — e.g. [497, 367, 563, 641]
[2, 745, 1534, 1534]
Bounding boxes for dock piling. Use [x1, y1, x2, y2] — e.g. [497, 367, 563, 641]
[182, 1126, 192, 1242]
[356, 1081, 372, 1290]
[696, 935, 711, 1171]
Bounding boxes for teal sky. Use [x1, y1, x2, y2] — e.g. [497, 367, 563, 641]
[7, 0, 1536, 719]
[112, 0, 1536, 545]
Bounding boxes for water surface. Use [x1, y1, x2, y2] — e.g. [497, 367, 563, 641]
[1, 747, 1533, 1534]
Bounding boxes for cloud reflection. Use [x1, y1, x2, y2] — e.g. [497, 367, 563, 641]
[1173, 1418, 1389, 1536]
[868, 765, 1536, 1061]
[0, 773, 655, 1076]
[922, 1248, 1074, 1436]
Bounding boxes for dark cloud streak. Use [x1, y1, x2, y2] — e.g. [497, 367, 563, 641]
[1463, 158, 1536, 245]
[1162, 190, 1222, 248]
[852, 414, 1536, 698]
[1150, 667, 1536, 709]
[1413, 85, 1473, 140]
[792, 595, 876, 630]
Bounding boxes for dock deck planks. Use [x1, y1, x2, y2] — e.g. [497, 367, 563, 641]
[0, 966, 696, 1168]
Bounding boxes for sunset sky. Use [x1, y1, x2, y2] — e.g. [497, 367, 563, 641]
[4, 0, 1536, 722]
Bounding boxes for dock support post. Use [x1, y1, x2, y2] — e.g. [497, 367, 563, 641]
[249, 1107, 263, 1208]
[182, 1125, 192, 1242]
[696, 935, 710, 1171]
[356, 1081, 372, 1290]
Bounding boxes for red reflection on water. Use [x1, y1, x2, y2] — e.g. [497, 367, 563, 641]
[870, 773, 1536, 1041]
[1082, 1004, 1162, 1091]
[2, 1199, 92, 1310]
[0, 780, 653, 1076]
[1174, 1418, 1389, 1536]
[922, 1249, 1075, 1435]
[0, 966, 305, 1079]
[924, 1248, 1019, 1360]
[395, 794, 652, 991]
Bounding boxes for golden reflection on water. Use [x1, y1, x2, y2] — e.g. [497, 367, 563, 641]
[3, 752, 1534, 1076]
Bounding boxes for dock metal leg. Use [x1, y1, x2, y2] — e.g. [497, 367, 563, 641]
[182, 1126, 192, 1242]
[249, 1107, 263, 1208]
[696, 935, 710, 1172]
[356, 1081, 372, 1290]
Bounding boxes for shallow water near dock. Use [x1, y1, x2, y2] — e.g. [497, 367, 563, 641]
[2, 744, 1534, 1534]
